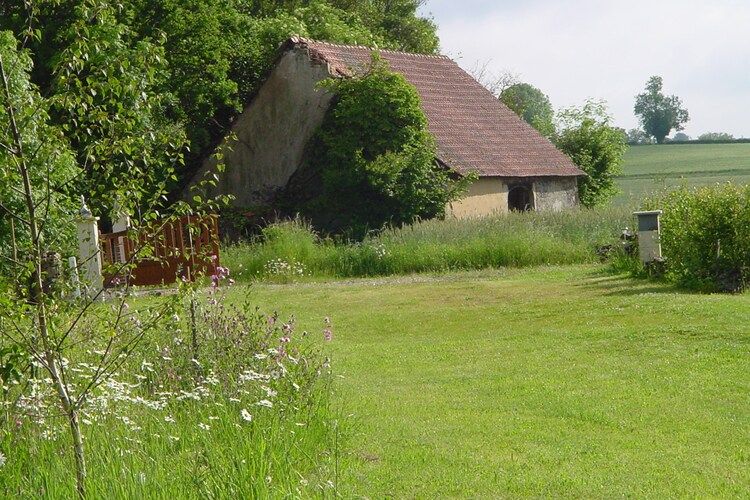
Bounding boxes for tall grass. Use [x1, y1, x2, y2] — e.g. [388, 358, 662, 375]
[224, 207, 633, 282]
[2, 289, 341, 498]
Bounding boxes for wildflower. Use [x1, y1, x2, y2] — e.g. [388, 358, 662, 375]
[240, 409, 253, 422]
[229, 397, 241, 403]
[198, 423, 210, 431]
[208, 416, 219, 421]
[0, 452, 6, 468]
[261, 386, 277, 398]
[256, 399, 273, 408]
[165, 415, 175, 423]
[323, 328, 333, 342]
[169, 436, 180, 442]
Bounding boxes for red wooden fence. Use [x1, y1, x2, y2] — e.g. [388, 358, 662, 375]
[100, 215, 220, 287]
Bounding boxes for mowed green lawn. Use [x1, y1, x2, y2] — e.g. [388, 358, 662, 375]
[233, 266, 750, 497]
[616, 143, 750, 204]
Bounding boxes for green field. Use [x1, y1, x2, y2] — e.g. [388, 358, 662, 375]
[237, 266, 750, 497]
[616, 143, 750, 204]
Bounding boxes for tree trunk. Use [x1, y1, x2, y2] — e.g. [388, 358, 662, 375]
[1, 53, 87, 499]
[68, 408, 87, 499]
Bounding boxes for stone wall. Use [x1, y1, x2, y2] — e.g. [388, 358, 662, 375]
[532, 177, 579, 212]
[187, 49, 333, 207]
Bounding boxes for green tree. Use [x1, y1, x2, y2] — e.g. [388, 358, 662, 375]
[500, 82, 555, 138]
[627, 128, 654, 145]
[128, 0, 249, 154]
[1, 28, 221, 497]
[1, 0, 442, 195]
[634, 76, 689, 144]
[306, 57, 469, 233]
[698, 131, 734, 142]
[555, 100, 627, 207]
[672, 132, 690, 142]
[329, 0, 439, 53]
[51, 0, 186, 217]
[1, 0, 186, 217]
[0, 31, 78, 272]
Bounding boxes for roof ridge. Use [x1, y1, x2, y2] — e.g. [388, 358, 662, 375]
[290, 35, 451, 61]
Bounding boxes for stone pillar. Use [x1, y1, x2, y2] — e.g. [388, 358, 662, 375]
[76, 197, 103, 295]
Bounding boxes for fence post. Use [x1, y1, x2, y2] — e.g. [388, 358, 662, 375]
[68, 256, 81, 299]
[76, 197, 103, 296]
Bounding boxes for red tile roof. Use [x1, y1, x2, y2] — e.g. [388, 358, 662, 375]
[289, 37, 584, 178]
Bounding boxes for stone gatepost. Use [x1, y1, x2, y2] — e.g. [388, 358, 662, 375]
[76, 197, 103, 295]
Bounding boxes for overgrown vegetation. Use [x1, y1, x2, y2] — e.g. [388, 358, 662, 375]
[643, 182, 750, 292]
[223, 207, 632, 281]
[295, 57, 470, 235]
[0, 31, 78, 266]
[0, 20, 334, 497]
[1, 281, 339, 497]
[0, 0, 439, 216]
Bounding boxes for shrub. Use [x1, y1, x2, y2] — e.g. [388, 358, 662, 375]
[300, 56, 470, 235]
[555, 100, 628, 208]
[644, 183, 750, 292]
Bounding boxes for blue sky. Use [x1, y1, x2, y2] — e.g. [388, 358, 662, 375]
[419, 0, 750, 138]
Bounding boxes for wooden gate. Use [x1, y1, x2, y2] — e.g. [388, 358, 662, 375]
[100, 215, 220, 287]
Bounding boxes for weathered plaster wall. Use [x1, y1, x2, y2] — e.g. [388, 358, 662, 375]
[447, 177, 508, 218]
[188, 49, 333, 206]
[533, 177, 579, 212]
[447, 176, 578, 218]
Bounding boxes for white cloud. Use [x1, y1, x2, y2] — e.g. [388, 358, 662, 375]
[424, 0, 750, 137]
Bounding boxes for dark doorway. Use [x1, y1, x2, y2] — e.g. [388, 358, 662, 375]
[508, 185, 534, 212]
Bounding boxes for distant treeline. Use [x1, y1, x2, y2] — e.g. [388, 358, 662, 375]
[630, 139, 750, 146]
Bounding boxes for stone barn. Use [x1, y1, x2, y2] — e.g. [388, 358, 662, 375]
[188, 37, 585, 218]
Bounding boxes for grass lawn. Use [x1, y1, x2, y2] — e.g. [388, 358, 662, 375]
[616, 143, 750, 204]
[233, 266, 750, 497]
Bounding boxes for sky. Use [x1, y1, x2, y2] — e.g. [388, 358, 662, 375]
[418, 0, 750, 138]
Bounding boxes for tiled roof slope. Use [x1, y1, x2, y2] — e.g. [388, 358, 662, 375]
[290, 37, 584, 178]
